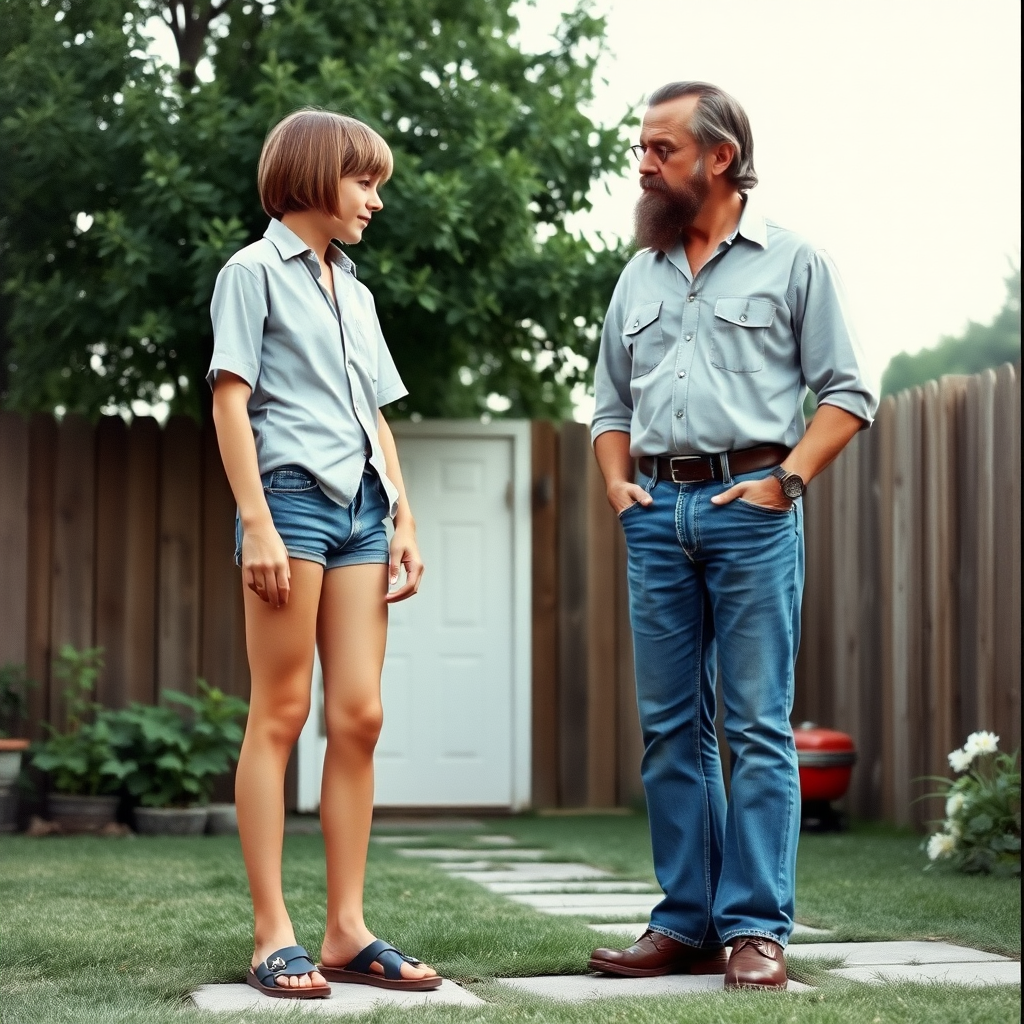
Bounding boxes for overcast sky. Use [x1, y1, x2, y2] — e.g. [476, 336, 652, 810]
[514, 0, 1021, 387]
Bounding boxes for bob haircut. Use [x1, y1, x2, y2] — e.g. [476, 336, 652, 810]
[258, 108, 394, 220]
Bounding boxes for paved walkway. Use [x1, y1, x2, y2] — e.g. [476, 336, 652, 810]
[191, 825, 1020, 1015]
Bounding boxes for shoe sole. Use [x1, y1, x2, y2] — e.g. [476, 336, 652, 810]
[588, 958, 727, 978]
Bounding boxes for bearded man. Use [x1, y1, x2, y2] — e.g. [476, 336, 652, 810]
[588, 82, 877, 989]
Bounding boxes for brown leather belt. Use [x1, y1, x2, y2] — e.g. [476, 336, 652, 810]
[639, 444, 790, 484]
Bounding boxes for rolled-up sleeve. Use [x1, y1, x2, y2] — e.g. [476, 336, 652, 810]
[591, 287, 634, 444]
[792, 249, 879, 425]
[207, 262, 267, 390]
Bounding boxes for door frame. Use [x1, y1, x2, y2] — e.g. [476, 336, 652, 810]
[296, 419, 533, 811]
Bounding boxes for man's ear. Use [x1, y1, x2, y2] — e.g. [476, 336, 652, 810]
[709, 142, 736, 179]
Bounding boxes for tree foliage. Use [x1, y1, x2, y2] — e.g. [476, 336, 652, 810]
[881, 268, 1021, 396]
[0, 0, 632, 419]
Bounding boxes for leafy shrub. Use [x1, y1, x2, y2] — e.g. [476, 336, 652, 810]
[29, 647, 136, 796]
[118, 680, 248, 808]
[922, 731, 1021, 875]
[0, 663, 34, 738]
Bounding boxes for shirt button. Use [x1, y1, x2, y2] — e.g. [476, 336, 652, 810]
[687, 294, 696, 302]
[678, 370, 687, 378]
[685, 334, 693, 342]
[739, 314, 747, 322]
[633, 320, 640, 328]
[675, 410, 684, 418]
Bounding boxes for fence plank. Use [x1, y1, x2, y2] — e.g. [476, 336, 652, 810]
[530, 421, 559, 807]
[586, 447, 618, 807]
[158, 416, 202, 698]
[0, 414, 29, 672]
[94, 417, 130, 708]
[24, 416, 56, 737]
[48, 414, 96, 727]
[874, 398, 896, 821]
[557, 422, 590, 806]
[992, 364, 1021, 754]
[200, 422, 245, 697]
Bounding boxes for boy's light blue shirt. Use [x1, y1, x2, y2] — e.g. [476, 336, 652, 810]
[208, 219, 408, 516]
[591, 198, 879, 455]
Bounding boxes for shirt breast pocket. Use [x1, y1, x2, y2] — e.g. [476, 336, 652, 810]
[622, 300, 665, 378]
[709, 297, 775, 373]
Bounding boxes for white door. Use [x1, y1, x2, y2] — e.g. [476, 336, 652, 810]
[297, 423, 532, 810]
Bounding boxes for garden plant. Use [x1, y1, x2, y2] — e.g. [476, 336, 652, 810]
[923, 731, 1021, 875]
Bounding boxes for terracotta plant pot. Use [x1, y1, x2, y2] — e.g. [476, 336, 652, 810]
[205, 803, 238, 835]
[134, 806, 209, 836]
[48, 793, 120, 832]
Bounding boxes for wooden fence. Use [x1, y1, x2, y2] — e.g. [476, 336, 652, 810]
[1, 361, 1019, 823]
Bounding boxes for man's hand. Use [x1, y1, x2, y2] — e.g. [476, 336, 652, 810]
[608, 480, 654, 515]
[241, 521, 292, 606]
[385, 523, 424, 603]
[710, 474, 792, 511]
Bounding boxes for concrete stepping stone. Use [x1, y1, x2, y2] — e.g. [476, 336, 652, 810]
[792, 923, 831, 936]
[191, 979, 484, 1014]
[395, 847, 546, 861]
[474, 834, 518, 845]
[371, 835, 425, 844]
[372, 818, 483, 832]
[511, 894, 661, 914]
[830, 961, 1021, 986]
[786, 940, 1011, 965]
[496, 974, 813, 1000]
[483, 881, 658, 894]
[446, 864, 611, 882]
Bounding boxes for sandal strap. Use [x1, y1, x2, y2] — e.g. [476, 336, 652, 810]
[254, 945, 317, 987]
[345, 939, 421, 980]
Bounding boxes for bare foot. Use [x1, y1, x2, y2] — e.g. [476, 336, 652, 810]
[321, 929, 438, 981]
[253, 940, 327, 990]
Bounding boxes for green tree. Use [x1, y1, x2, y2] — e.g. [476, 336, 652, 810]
[881, 268, 1021, 396]
[0, 0, 632, 419]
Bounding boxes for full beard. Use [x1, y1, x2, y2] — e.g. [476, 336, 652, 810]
[633, 164, 710, 253]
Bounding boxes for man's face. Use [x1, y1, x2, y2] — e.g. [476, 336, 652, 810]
[633, 96, 710, 252]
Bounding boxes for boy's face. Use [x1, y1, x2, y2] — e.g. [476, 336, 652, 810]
[333, 173, 384, 244]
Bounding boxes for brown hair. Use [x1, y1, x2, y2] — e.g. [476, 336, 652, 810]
[257, 108, 394, 220]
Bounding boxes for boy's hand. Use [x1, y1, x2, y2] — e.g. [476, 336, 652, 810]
[385, 524, 424, 603]
[241, 522, 291, 607]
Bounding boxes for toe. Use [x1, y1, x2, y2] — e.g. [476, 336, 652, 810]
[311, 970, 327, 988]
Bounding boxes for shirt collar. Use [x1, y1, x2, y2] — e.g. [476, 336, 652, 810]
[264, 219, 357, 276]
[734, 194, 768, 249]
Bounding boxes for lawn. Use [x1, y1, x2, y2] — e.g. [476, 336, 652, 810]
[0, 815, 1019, 1024]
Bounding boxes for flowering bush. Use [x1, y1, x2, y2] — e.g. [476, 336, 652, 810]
[922, 732, 1020, 875]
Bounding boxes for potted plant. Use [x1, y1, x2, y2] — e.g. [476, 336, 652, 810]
[122, 679, 247, 835]
[0, 663, 35, 833]
[30, 646, 136, 832]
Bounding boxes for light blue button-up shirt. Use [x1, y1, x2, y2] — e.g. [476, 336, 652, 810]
[208, 219, 407, 515]
[591, 200, 878, 456]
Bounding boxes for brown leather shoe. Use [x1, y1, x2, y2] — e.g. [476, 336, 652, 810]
[724, 936, 788, 989]
[588, 929, 728, 978]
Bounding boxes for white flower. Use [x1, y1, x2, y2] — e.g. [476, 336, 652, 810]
[964, 731, 999, 757]
[945, 792, 967, 818]
[947, 820, 963, 838]
[948, 747, 973, 772]
[927, 832, 957, 861]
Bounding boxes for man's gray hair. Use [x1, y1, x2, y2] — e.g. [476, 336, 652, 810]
[647, 82, 758, 192]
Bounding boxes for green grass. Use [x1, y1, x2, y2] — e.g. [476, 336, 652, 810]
[0, 816, 1019, 1023]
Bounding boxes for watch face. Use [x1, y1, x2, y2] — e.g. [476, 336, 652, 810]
[782, 476, 804, 499]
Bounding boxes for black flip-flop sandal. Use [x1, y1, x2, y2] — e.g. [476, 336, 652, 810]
[246, 944, 331, 999]
[318, 939, 442, 991]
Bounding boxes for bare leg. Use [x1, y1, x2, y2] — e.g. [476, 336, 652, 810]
[236, 558, 327, 990]
[317, 563, 436, 980]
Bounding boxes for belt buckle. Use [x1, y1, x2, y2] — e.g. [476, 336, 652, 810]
[668, 455, 702, 483]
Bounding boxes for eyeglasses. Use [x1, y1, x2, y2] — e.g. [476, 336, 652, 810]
[630, 143, 680, 163]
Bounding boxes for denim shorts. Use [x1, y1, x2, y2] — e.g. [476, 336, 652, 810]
[235, 464, 390, 571]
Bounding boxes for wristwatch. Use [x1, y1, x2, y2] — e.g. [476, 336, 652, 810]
[771, 465, 806, 499]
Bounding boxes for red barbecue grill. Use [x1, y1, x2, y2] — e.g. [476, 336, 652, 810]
[794, 722, 857, 831]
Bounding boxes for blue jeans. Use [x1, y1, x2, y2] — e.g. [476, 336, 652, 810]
[619, 468, 804, 949]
